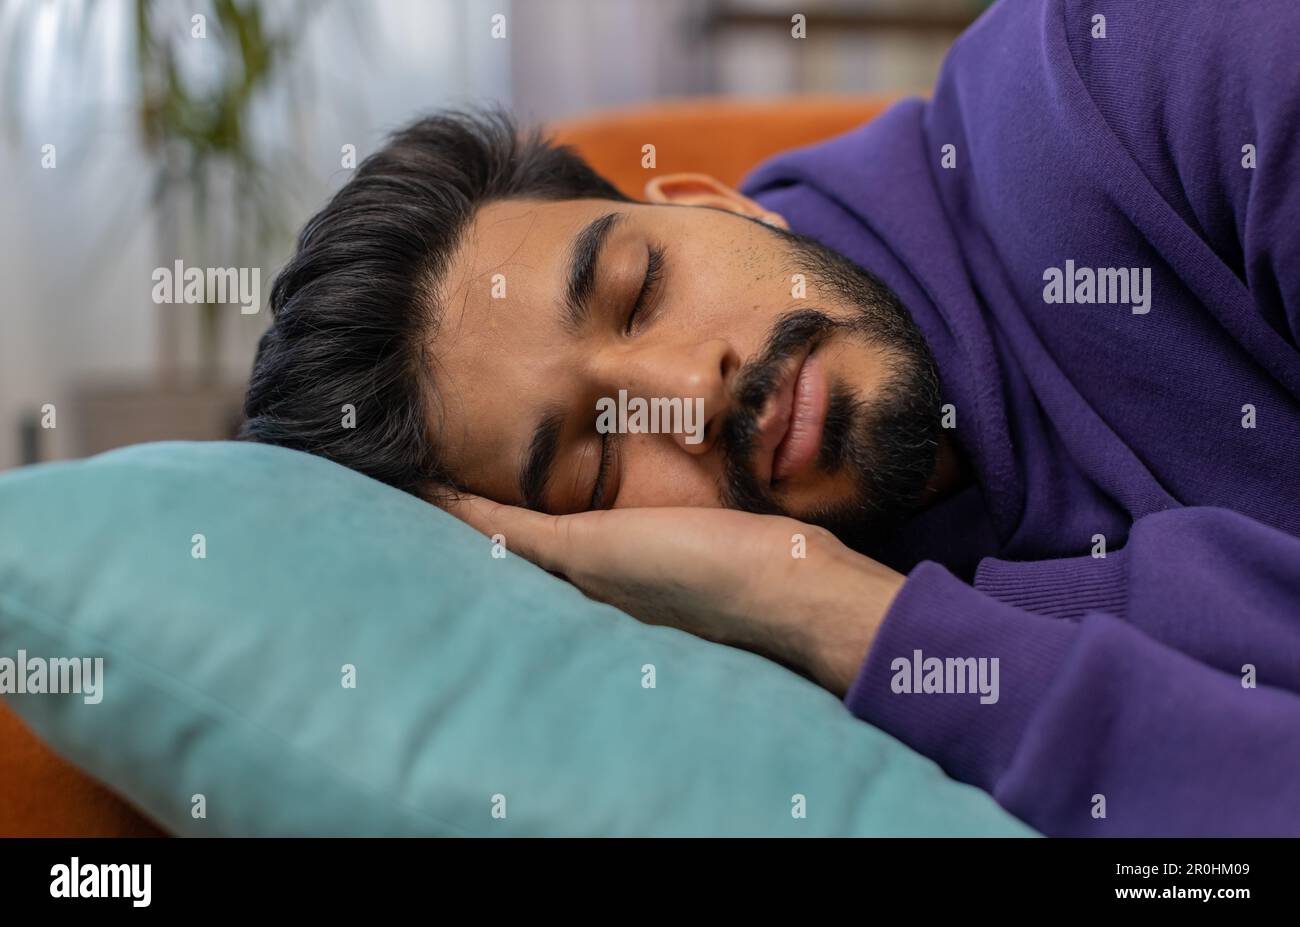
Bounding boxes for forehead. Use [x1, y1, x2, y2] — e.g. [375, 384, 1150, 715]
[428, 197, 627, 497]
[440, 197, 621, 321]
[458, 196, 601, 265]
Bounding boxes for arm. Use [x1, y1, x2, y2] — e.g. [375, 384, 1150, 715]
[446, 497, 1300, 835]
[846, 507, 1300, 835]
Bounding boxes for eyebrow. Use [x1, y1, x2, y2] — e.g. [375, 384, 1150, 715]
[520, 406, 566, 512]
[561, 211, 623, 333]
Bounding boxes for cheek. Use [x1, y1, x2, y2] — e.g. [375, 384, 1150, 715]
[613, 438, 723, 509]
[673, 237, 779, 326]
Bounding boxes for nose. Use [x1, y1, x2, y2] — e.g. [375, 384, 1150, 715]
[594, 338, 740, 455]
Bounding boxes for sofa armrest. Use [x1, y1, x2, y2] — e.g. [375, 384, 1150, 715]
[0, 698, 165, 837]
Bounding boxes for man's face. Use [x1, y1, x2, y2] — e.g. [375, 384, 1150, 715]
[428, 193, 941, 549]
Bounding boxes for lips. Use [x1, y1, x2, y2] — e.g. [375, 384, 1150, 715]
[753, 347, 829, 485]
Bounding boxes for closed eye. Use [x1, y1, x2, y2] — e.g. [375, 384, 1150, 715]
[588, 432, 617, 510]
[625, 242, 666, 334]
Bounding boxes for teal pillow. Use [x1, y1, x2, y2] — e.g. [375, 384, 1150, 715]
[0, 442, 1032, 836]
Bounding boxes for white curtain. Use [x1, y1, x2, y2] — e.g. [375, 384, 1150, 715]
[0, 0, 512, 467]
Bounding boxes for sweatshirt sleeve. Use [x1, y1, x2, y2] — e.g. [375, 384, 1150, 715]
[843, 507, 1300, 836]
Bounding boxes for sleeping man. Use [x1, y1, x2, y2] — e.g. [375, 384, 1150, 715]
[241, 0, 1300, 836]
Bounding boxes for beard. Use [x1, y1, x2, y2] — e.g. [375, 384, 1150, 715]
[716, 229, 943, 554]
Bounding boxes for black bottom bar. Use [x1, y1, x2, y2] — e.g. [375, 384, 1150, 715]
[1, 836, 1289, 914]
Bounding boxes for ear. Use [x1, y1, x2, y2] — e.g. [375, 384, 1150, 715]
[644, 173, 790, 230]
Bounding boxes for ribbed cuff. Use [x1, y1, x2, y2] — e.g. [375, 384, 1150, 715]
[974, 550, 1129, 621]
[843, 561, 1079, 790]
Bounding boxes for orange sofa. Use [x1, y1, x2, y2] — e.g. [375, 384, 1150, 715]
[0, 701, 164, 836]
[548, 95, 892, 199]
[0, 94, 893, 838]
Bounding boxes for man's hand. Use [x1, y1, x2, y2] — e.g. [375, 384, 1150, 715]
[444, 496, 906, 697]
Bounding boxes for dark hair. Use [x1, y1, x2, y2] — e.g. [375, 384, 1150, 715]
[241, 108, 627, 498]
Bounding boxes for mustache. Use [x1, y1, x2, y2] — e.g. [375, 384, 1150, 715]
[717, 308, 841, 513]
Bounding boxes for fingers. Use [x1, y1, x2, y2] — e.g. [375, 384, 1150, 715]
[439, 492, 505, 536]
[440, 492, 576, 575]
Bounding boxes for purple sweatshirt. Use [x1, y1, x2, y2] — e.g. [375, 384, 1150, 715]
[742, 0, 1300, 836]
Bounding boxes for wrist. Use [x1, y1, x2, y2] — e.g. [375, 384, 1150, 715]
[802, 551, 905, 697]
